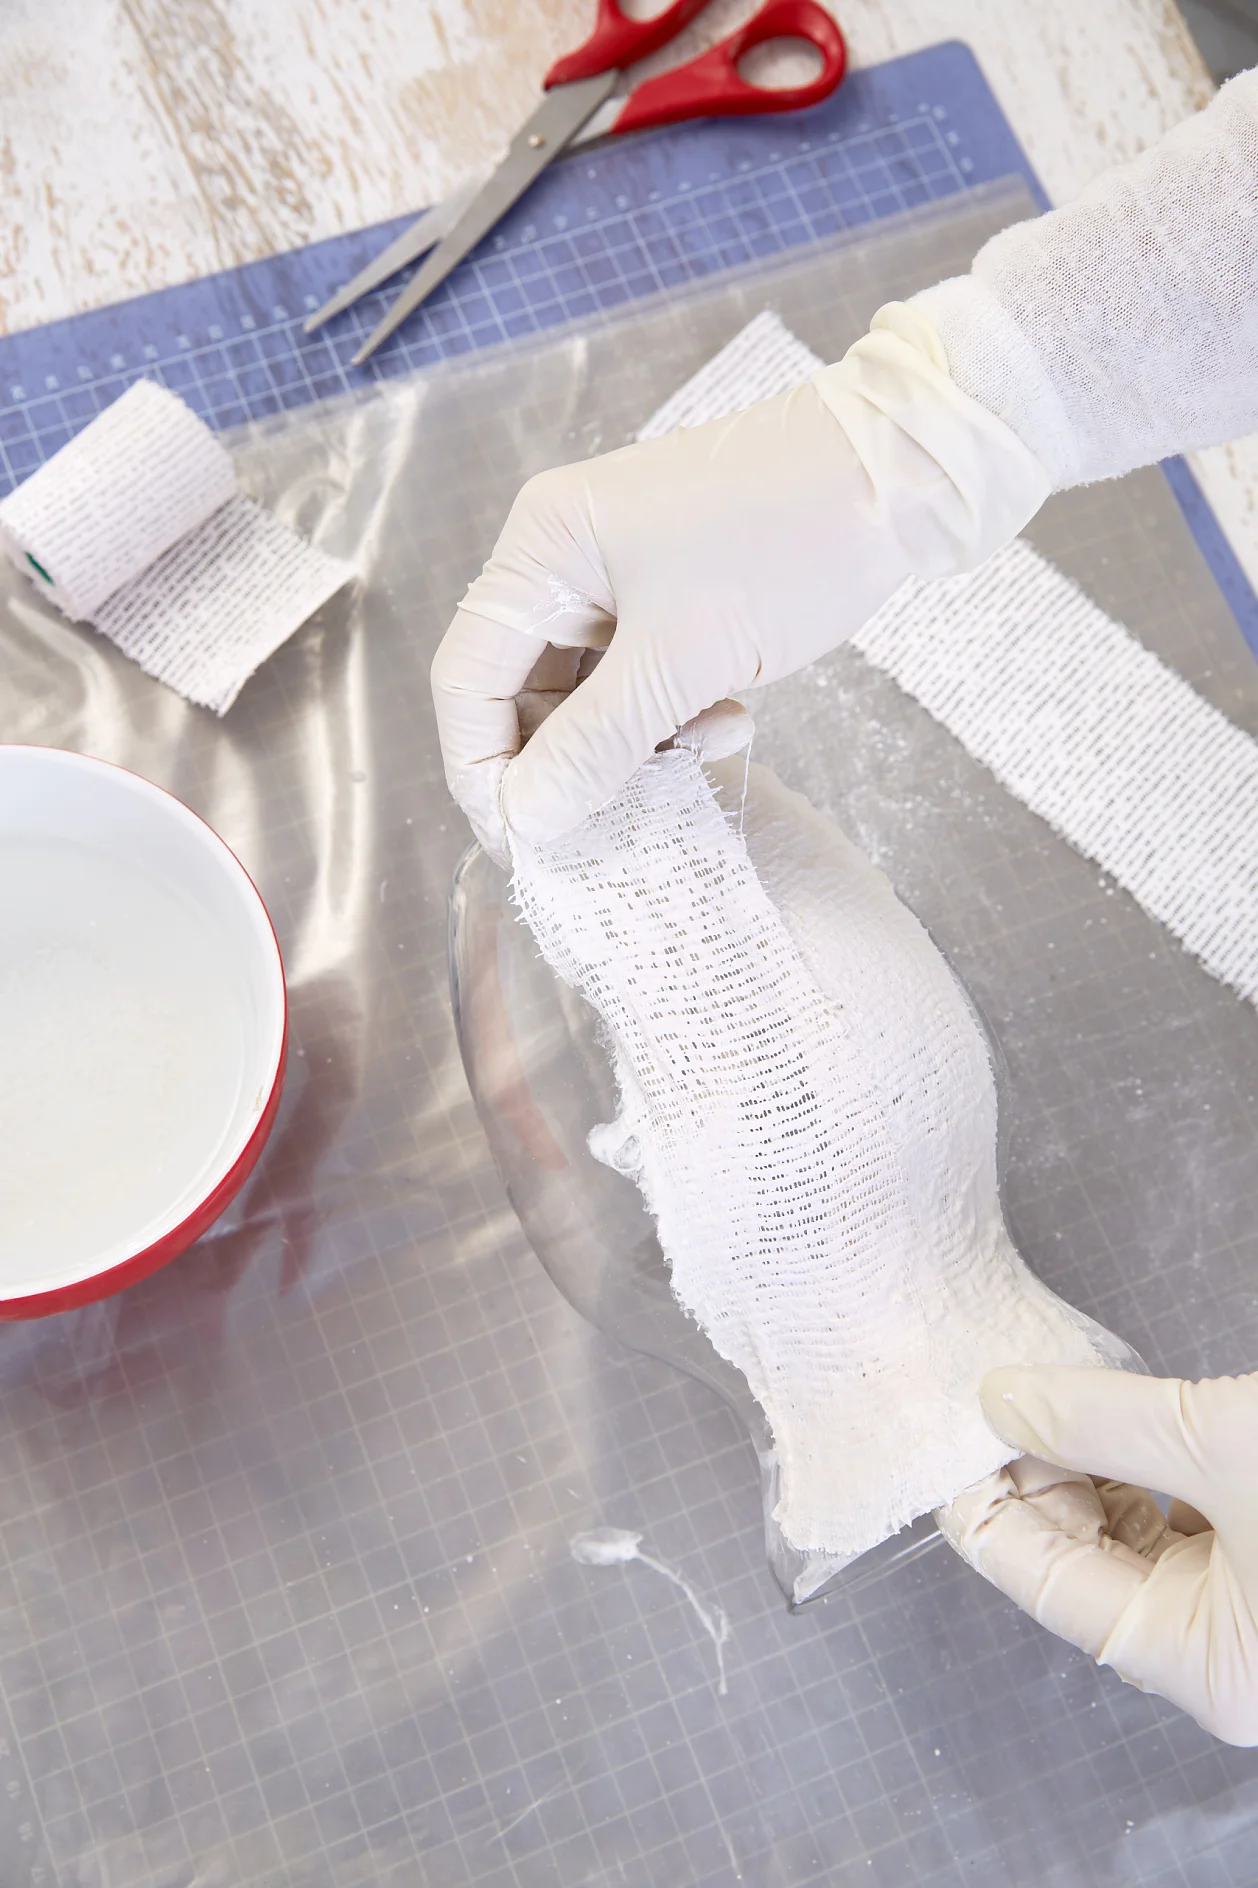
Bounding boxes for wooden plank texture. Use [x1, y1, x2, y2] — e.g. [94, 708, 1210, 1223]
[4, 2, 1254, 594]
[0, 0, 1214, 332]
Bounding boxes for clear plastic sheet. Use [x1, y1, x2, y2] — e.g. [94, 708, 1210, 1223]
[1, 182, 1257, 1885]
[448, 797, 1142, 1611]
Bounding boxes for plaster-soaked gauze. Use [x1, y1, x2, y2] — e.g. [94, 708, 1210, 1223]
[853, 543, 1258, 1005]
[511, 750, 1127, 1559]
[639, 314, 1258, 1007]
[0, 379, 352, 714]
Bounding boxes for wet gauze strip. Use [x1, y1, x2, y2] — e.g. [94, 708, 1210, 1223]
[511, 752, 1128, 1559]
[638, 314, 1258, 1007]
[0, 380, 353, 714]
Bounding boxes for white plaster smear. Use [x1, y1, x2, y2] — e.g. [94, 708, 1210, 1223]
[571, 1527, 731, 1696]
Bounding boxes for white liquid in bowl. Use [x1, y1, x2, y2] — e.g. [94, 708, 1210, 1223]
[0, 833, 251, 1283]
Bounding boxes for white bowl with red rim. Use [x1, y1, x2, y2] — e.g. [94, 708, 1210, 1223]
[0, 745, 287, 1316]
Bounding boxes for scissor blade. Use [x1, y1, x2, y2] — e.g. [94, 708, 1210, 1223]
[304, 180, 480, 334]
[352, 72, 616, 366]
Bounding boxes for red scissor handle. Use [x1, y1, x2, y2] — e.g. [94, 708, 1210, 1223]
[606, 0, 846, 134]
[545, 0, 712, 89]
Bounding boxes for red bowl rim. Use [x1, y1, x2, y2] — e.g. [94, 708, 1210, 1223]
[0, 744, 288, 1315]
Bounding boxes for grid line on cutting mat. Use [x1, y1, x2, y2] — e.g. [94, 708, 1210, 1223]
[0, 106, 974, 491]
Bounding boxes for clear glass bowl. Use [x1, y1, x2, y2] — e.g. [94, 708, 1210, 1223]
[448, 841, 948, 1607]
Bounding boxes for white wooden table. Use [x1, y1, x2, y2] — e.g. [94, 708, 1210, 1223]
[6, 1, 1254, 589]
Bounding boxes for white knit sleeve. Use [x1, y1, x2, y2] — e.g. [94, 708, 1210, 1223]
[908, 68, 1258, 491]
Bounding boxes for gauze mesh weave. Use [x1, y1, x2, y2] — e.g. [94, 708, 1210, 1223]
[92, 494, 355, 717]
[510, 751, 1123, 1559]
[909, 68, 1258, 489]
[854, 539, 1258, 1008]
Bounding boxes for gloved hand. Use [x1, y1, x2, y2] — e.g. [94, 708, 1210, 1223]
[939, 1364, 1258, 1746]
[431, 305, 1050, 858]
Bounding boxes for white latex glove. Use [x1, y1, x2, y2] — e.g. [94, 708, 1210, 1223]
[939, 1364, 1258, 1746]
[431, 305, 1050, 857]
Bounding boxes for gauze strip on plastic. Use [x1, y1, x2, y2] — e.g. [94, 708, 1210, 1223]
[640, 314, 1258, 1008]
[853, 542, 1258, 1006]
[0, 380, 353, 714]
[510, 751, 1124, 1559]
[635, 311, 823, 440]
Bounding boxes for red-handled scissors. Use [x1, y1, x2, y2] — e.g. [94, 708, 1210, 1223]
[308, 0, 847, 365]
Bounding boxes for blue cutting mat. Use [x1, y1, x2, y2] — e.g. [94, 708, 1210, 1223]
[1, 39, 1253, 648]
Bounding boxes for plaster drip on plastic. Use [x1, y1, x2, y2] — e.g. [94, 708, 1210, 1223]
[570, 1528, 731, 1695]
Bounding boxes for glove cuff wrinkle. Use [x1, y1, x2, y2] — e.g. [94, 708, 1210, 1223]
[810, 313, 1052, 582]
